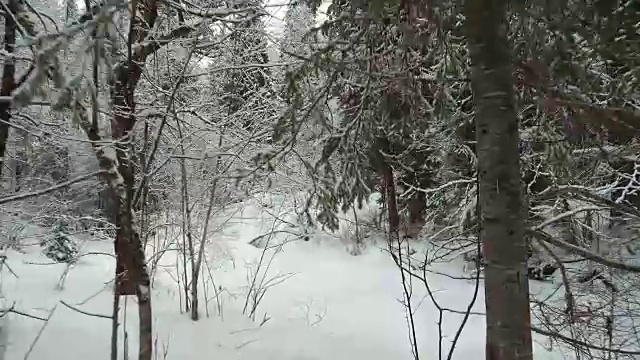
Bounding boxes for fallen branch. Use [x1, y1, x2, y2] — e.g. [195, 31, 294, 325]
[528, 229, 640, 273]
[9, 308, 47, 322]
[531, 325, 640, 355]
[531, 206, 604, 231]
[60, 300, 112, 319]
[23, 304, 57, 360]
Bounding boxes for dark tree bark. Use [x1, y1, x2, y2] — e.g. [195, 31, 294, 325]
[373, 137, 401, 242]
[383, 163, 400, 242]
[74, 11, 199, 359]
[465, 1, 534, 360]
[75, 1, 162, 359]
[108, 2, 160, 359]
[0, 0, 18, 180]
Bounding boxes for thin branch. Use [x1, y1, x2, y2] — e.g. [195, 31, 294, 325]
[9, 308, 47, 322]
[532, 206, 604, 231]
[0, 171, 104, 205]
[60, 300, 113, 320]
[528, 229, 640, 273]
[531, 325, 640, 355]
[23, 304, 57, 360]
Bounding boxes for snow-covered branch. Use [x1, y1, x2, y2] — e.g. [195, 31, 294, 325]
[0, 171, 104, 205]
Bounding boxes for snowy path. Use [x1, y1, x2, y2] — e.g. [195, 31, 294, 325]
[2, 239, 484, 359]
[1, 204, 561, 359]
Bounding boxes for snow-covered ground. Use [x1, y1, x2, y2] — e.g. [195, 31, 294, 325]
[1, 195, 565, 360]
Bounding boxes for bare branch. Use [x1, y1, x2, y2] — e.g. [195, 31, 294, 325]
[0, 171, 104, 205]
[60, 300, 112, 320]
[528, 229, 640, 273]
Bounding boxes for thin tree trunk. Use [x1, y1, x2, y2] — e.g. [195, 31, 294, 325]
[372, 137, 401, 242]
[191, 125, 226, 321]
[465, 1, 534, 360]
[191, 176, 218, 321]
[112, 63, 153, 360]
[175, 116, 193, 314]
[109, 2, 159, 359]
[382, 164, 400, 243]
[69, 2, 198, 359]
[110, 288, 120, 360]
[0, 0, 18, 180]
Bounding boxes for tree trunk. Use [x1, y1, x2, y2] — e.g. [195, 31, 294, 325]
[107, 2, 160, 359]
[175, 115, 198, 317]
[111, 64, 153, 360]
[373, 137, 400, 242]
[406, 190, 426, 238]
[67, 2, 204, 359]
[465, 1, 534, 360]
[382, 164, 400, 243]
[111, 92, 153, 360]
[0, 0, 18, 180]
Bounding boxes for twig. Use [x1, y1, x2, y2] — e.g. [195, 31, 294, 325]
[535, 239, 574, 315]
[532, 325, 640, 355]
[446, 232, 481, 360]
[389, 238, 420, 360]
[8, 308, 46, 322]
[23, 304, 57, 360]
[60, 300, 112, 319]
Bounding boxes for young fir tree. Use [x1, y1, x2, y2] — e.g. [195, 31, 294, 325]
[277, 0, 446, 234]
[41, 223, 78, 263]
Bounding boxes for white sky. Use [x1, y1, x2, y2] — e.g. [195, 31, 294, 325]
[264, 0, 331, 37]
[74, 0, 332, 39]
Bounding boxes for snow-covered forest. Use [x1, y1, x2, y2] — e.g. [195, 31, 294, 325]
[0, 0, 638, 359]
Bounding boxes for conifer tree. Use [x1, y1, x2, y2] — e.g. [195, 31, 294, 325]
[222, 0, 274, 131]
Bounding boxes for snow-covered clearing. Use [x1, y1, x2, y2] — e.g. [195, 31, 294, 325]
[2, 195, 564, 360]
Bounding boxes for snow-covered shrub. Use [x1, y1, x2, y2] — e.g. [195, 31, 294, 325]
[40, 223, 78, 263]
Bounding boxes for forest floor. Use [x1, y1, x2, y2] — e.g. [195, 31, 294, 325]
[2, 193, 565, 359]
